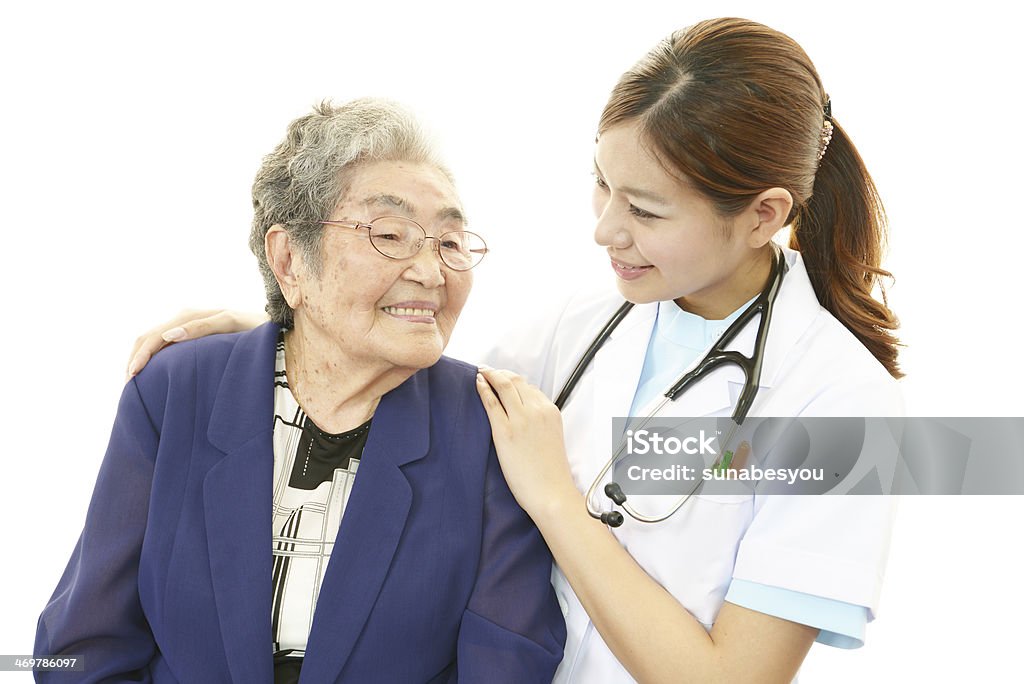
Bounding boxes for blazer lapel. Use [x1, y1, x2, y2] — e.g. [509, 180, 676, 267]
[204, 323, 280, 684]
[298, 369, 430, 682]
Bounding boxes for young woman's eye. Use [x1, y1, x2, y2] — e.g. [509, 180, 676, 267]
[628, 204, 659, 220]
[593, 173, 608, 190]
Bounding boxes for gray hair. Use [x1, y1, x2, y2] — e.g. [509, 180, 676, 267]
[249, 98, 452, 327]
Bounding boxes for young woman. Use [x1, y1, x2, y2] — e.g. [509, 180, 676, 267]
[127, 18, 902, 683]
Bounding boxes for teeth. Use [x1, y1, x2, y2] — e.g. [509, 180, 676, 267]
[384, 307, 436, 317]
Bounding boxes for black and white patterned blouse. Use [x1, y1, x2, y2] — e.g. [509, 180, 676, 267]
[270, 334, 371, 683]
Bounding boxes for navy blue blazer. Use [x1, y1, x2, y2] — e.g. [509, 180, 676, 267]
[35, 323, 565, 683]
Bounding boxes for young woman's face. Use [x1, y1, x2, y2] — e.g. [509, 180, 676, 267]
[592, 121, 755, 318]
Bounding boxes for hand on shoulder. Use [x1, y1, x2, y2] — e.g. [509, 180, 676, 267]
[126, 309, 267, 381]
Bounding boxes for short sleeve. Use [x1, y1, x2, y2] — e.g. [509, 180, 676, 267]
[725, 579, 868, 649]
[730, 495, 897, 622]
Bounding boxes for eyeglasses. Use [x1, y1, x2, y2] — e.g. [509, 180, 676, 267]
[319, 216, 489, 271]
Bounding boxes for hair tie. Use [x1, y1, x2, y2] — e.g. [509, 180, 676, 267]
[817, 97, 834, 161]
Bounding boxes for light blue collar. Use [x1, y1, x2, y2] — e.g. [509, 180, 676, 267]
[654, 298, 750, 351]
[628, 296, 755, 416]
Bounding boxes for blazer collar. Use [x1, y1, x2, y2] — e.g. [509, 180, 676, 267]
[202, 323, 279, 684]
[207, 322, 280, 454]
[202, 322, 431, 682]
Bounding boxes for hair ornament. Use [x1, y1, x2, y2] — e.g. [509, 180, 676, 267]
[817, 97, 834, 161]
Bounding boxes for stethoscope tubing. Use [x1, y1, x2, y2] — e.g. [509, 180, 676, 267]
[553, 300, 634, 411]
[556, 247, 788, 526]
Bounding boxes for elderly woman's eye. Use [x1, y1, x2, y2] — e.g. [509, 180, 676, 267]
[376, 232, 402, 241]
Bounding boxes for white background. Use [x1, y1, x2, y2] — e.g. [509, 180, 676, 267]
[2, 0, 1022, 681]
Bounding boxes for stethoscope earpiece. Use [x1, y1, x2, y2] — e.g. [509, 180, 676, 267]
[604, 482, 627, 505]
[600, 511, 625, 528]
[600, 483, 627, 526]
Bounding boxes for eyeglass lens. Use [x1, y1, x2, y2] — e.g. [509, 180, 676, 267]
[367, 217, 486, 270]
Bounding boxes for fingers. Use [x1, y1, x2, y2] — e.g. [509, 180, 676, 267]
[476, 367, 527, 410]
[475, 372, 507, 426]
[126, 309, 238, 381]
[168, 311, 240, 344]
[126, 340, 167, 382]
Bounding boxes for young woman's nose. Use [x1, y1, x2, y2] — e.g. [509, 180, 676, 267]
[593, 203, 633, 250]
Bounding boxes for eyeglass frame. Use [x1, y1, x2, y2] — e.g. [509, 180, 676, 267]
[318, 215, 489, 271]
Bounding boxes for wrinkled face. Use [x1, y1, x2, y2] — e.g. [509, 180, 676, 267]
[294, 160, 472, 371]
[592, 121, 750, 314]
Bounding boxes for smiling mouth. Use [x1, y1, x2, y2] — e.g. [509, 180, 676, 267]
[383, 306, 436, 317]
[382, 306, 438, 323]
[611, 259, 651, 271]
[610, 259, 654, 281]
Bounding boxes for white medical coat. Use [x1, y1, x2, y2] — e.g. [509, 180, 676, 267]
[481, 247, 902, 683]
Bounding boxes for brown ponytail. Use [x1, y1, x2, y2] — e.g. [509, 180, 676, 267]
[599, 17, 903, 378]
[791, 120, 902, 377]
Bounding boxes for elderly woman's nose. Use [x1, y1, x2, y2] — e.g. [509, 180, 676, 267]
[402, 243, 446, 287]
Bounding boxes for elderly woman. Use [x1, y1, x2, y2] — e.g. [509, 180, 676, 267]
[34, 99, 565, 683]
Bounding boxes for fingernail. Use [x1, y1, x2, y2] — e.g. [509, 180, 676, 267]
[162, 327, 186, 342]
[128, 357, 140, 377]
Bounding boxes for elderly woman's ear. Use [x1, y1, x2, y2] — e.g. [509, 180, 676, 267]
[265, 224, 305, 310]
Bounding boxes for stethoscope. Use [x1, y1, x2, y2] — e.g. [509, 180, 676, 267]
[553, 246, 788, 527]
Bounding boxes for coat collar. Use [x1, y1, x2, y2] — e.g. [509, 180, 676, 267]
[757, 247, 822, 389]
[592, 302, 657, 421]
[206, 322, 280, 454]
[203, 323, 278, 684]
[201, 322, 430, 683]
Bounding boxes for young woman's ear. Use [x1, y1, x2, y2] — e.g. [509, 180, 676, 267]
[265, 225, 305, 309]
[743, 188, 793, 248]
